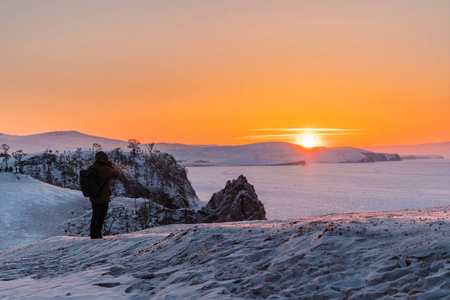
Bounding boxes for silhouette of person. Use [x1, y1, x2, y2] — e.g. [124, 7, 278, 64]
[88, 151, 121, 239]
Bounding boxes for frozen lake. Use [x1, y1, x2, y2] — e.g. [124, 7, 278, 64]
[187, 160, 450, 219]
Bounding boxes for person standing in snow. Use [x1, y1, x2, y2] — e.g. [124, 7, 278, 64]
[88, 151, 121, 239]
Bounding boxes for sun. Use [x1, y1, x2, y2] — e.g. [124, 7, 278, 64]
[299, 134, 316, 148]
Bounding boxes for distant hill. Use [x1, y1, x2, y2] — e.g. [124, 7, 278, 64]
[0, 131, 129, 153]
[364, 142, 450, 159]
[1, 131, 401, 164]
[163, 143, 401, 165]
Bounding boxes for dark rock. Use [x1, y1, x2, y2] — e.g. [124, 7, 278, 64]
[268, 160, 306, 166]
[125, 281, 143, 293]
[129, 174, 266, 228]
[387, 154, 402, 161]
[199, 175, 266, 223]
[401, 155, 444, 160]
[105, 266, 125, 277]
[360, 151, 401, 162]
[133, 273, 155, 280]
[93, 282, 121, 288]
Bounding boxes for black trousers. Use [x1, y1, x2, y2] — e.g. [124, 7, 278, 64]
[90, 202, 109, 239]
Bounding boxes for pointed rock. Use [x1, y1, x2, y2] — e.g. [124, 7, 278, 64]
[199, 175, 266, 222]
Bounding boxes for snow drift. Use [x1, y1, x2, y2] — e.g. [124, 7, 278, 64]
[1, 207, 449, 299]
[0, 173, 90, 250]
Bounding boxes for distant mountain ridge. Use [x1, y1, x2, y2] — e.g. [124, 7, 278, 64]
[364, 142, 450, 159]
[0, 131, 129, 153]
[0, 130, 404, 164]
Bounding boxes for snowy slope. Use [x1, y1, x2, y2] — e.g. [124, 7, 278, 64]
[0, 173, 90, 250]
[0, 173, 146, 251]
[1, 207, 449, 299]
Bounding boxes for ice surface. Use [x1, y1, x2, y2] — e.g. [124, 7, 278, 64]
[187, 160, 450, 219]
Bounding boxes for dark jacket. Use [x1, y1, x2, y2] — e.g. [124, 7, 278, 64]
[89, 152, 121, 203]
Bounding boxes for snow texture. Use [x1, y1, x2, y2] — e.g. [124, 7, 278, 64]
[1, 207, 449, 299]
[1, 159, 450, 298]
[0, 173, 151, 251]
[0, 173, 90, 250]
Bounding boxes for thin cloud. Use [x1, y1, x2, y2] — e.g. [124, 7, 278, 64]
[245, 134, 300, 139]
[244, 128, 366, 142]
[252, 128, 364, 132]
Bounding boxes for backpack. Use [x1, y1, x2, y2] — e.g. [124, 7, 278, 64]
[80, 167, 105, 198]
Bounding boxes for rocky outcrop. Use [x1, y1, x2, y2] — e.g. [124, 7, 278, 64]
[138, 152, 199, 210]
[21, 150, 266, 234]
[20, 150, 201, 210]
[383, 153, 402, 161]
[64, 174, 267, 237]
[401, 155, 444, 160]
[198, 175, 266, 223]
[146, 174, 266, 226]
[360, 151, 401, 162]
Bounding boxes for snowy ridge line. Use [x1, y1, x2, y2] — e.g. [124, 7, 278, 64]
[1, 206, 449, 299]
[0, 130, 403, 165]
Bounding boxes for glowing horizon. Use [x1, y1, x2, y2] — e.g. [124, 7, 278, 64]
[246, 128, 366, 147]
[1, 1, 449, 148]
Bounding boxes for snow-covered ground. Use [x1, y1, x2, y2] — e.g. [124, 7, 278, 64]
[1, 160, 449, 298]
[0, 173, 89, 250]
[0, 173, 146, 251]
[1, 206, 449, 299]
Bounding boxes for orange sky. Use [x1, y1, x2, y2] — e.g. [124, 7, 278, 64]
[1, 1, 449, 147]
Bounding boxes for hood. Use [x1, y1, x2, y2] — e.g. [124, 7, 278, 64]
[94, 151, 109, 164]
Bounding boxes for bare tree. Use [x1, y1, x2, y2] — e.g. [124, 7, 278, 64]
[110, 147, 123, 163]
[145, 143, 155, 154]
[12, 150, 27, 173]
[104, 206, 129, 235]
[92, 143, 102, 152]
[1, 144, 11, 170]
[71, 147, 83, 176]
[127, 139, 142, 158]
